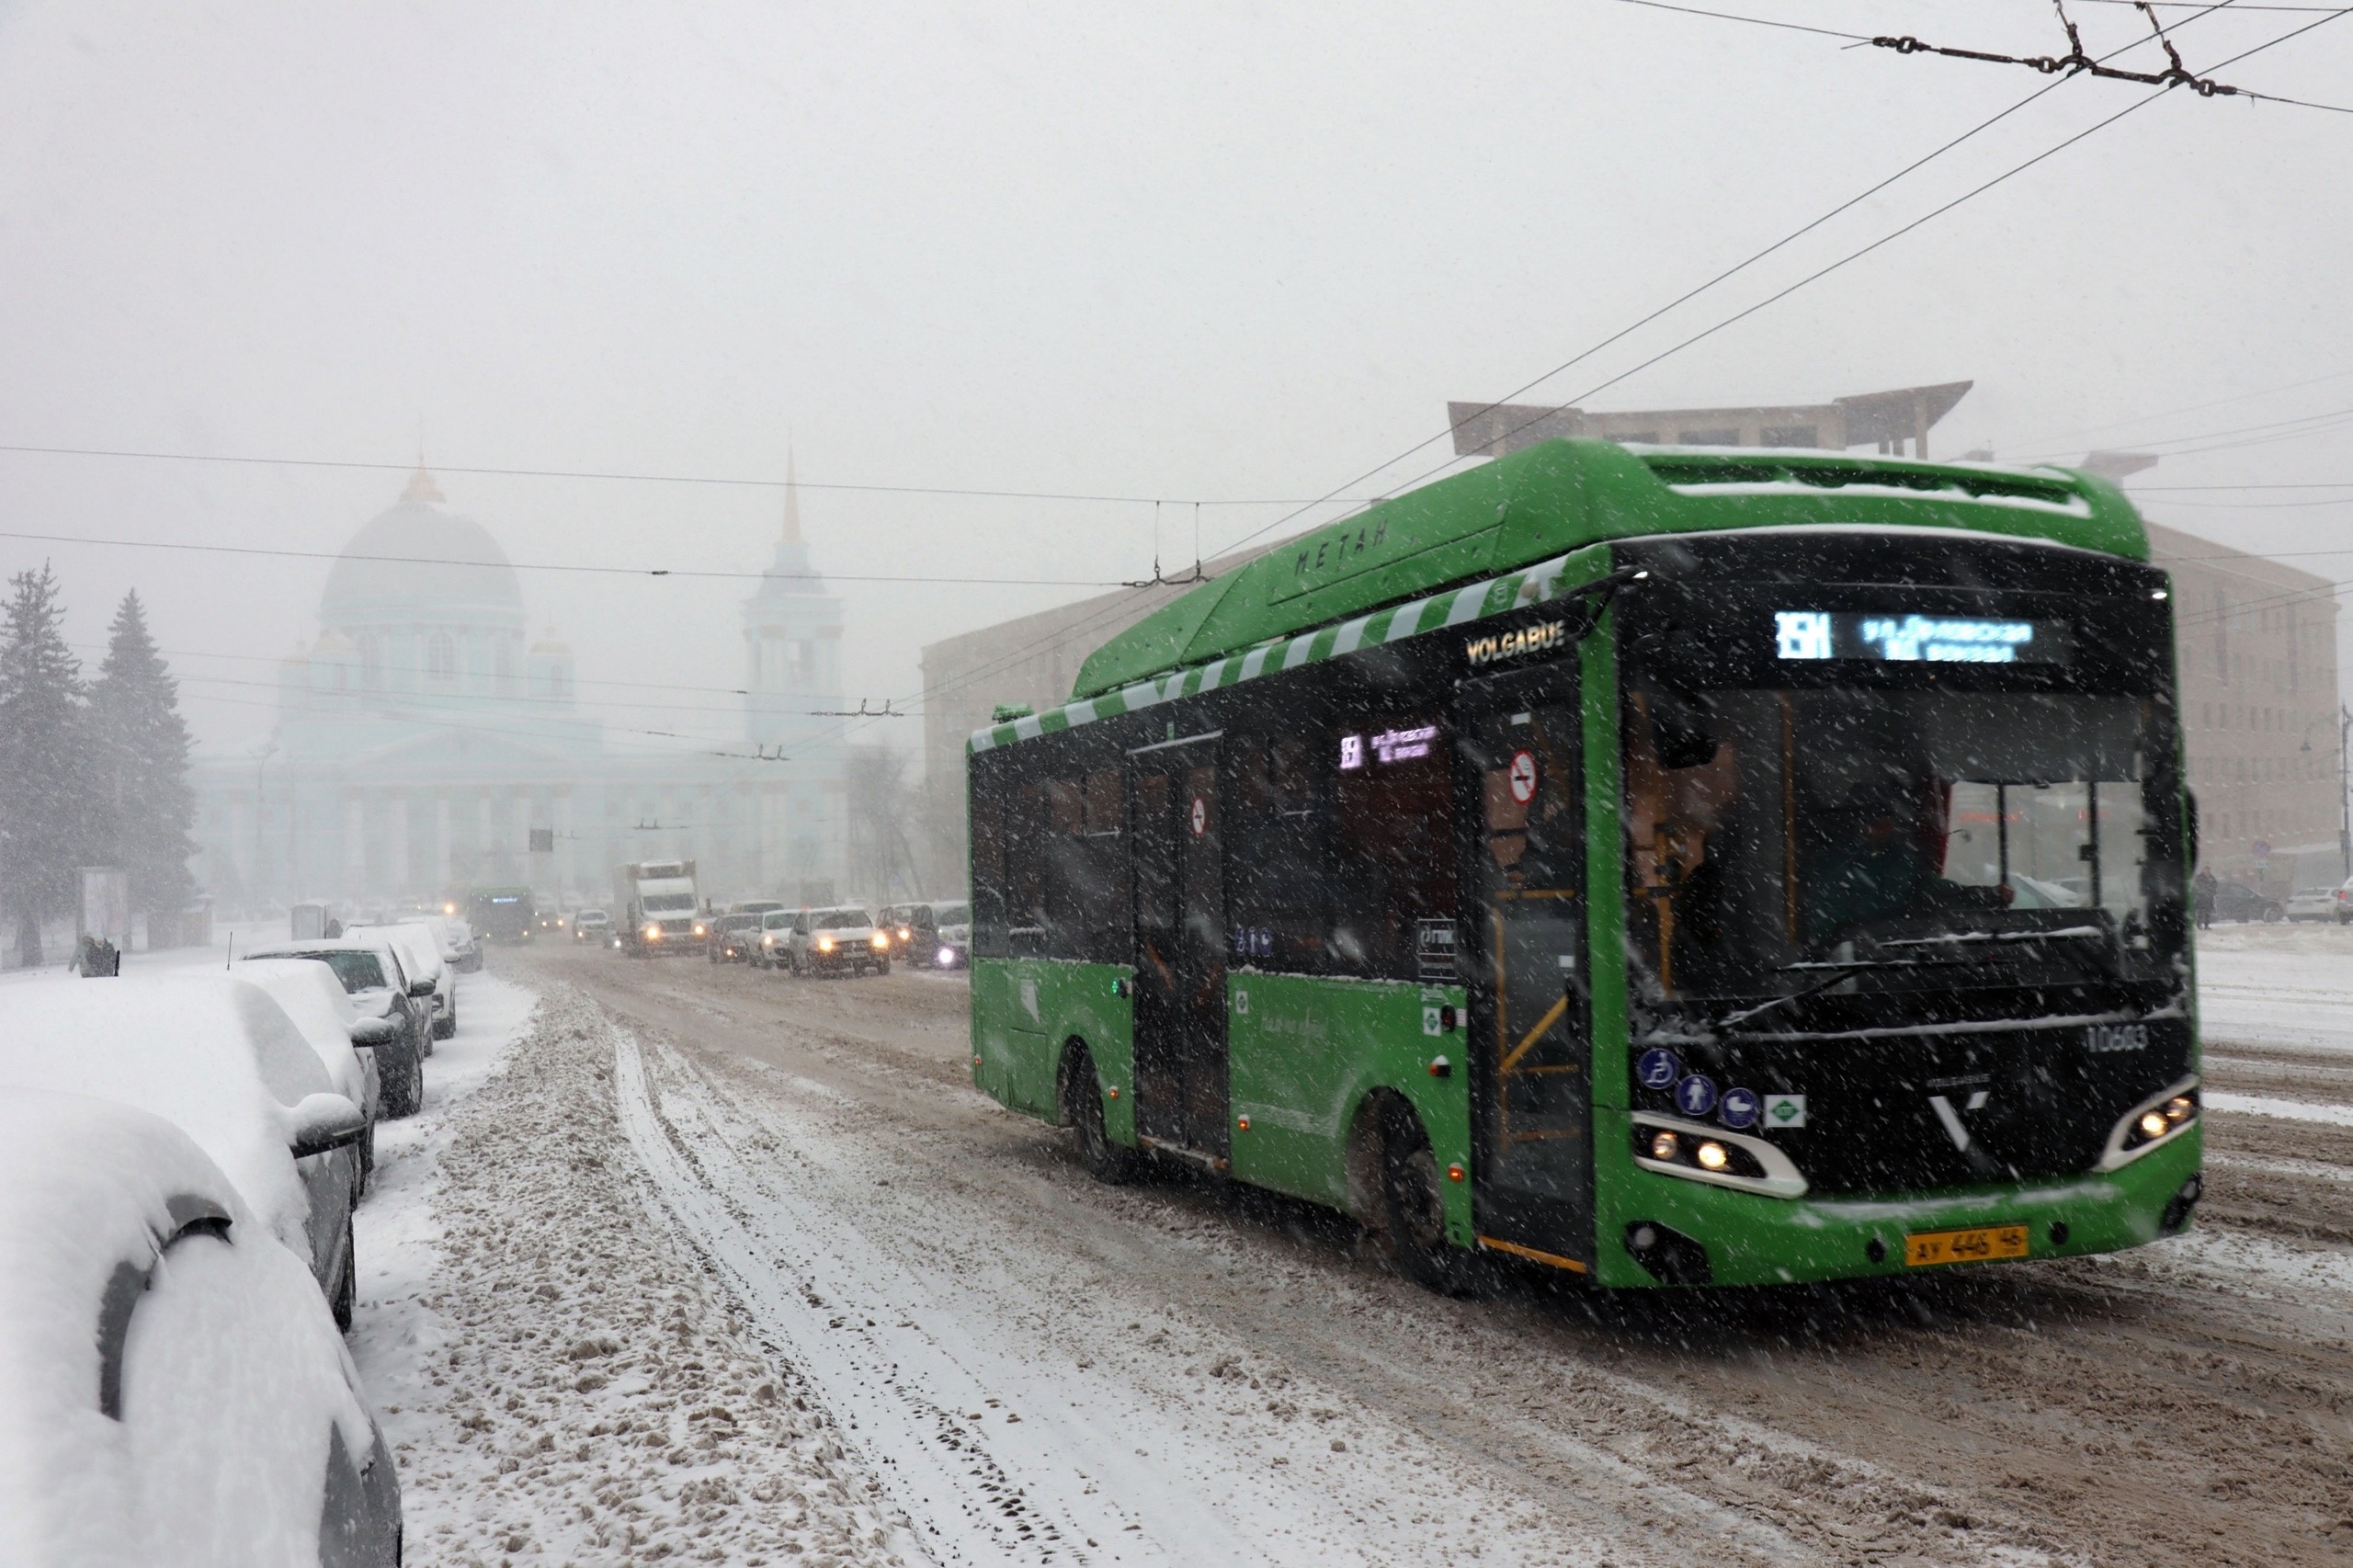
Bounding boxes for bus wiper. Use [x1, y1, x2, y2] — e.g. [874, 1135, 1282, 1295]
[1710, 958, 1946, 1033]
[1873, 926, 2115, 980]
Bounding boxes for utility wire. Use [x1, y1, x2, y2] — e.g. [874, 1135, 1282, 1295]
[2018, 399, 2353, 460]
[0, 527, 1126, 590]
[1305, 97, 2177, 544]
[1215, 86, 2083, 562]
[1599, 0, 1868, 41]
[1228, 0, 2347, 563]
[0, 441, 1376, 509]
[1869, 0, 2351, 108]
[1212, 4, 2270, 568]
[2011, 366, 2353, 449]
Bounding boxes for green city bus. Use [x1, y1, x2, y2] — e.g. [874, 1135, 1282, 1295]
[966, 438, 2200, 1289]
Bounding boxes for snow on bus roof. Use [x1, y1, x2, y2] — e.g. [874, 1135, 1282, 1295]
[1063, 438, 2142, 707]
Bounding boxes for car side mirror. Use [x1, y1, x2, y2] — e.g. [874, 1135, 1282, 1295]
[287, 1093, 368, 1158]
[409, 978, 437, 997]
[348, 1016, 400, 1047]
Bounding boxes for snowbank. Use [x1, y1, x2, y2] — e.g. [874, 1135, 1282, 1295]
[350, 979, 906, 1565]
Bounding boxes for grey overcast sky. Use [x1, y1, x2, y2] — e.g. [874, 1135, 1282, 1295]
[0, 0, 2347, 764]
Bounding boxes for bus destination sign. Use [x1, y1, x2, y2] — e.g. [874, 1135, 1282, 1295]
[1773, 610, 2070, 665]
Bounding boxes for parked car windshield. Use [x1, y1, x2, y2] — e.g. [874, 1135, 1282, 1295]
[253, 948, 388, 992]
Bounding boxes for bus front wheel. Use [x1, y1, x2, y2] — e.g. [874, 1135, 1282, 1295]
[1063, 1045, 1138, 1185]
[1381, 1105, 1467, 1293]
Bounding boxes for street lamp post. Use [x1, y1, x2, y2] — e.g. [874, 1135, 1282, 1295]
[251, 744, 277, 915]
[2340, 703, 2350, 880]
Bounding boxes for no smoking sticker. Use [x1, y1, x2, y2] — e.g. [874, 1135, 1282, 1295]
[1507, 749, 1539, 805]
[1189, 795, 1208, 837]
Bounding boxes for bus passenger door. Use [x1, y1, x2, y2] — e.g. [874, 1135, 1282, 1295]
[1128, 737, 1230, 1161]
[1459, 671, 1593, 1265]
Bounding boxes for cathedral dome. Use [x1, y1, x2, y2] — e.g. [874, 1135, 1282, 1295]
[318, 466, 525, 632]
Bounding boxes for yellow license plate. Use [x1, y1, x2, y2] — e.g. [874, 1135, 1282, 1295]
[1904, 1224, 2029, 1267]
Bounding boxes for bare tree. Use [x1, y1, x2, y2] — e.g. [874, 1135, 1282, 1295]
[846, 744, 923, 904]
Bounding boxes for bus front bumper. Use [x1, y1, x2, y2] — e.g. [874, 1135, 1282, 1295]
[1592, 1121, 2203, 1289]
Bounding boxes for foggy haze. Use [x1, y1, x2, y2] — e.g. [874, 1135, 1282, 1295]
[0, 0, 2347, 766]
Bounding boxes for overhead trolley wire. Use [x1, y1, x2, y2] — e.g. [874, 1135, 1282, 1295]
[1217, 2, 2339, 570]
[1213, 81, 2096, 563]
[907, 6, 2347, 753]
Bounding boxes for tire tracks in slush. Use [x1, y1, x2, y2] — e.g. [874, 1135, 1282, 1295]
[608, 1017, 1798, 1568]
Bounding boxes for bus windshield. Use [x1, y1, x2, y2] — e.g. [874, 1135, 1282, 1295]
[1624, 684, 2172, 1004]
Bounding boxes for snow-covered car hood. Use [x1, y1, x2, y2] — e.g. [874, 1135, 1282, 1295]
[231, 960, 370, 1109]
[0, 976, 333, 1262]
[0, 1091, 383, 1568]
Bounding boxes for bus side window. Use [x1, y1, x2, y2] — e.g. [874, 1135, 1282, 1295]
[1329, 712, 1457, 979]
[1228, 733, 1327, 971]
[1044, 769, 1129, 961]
[1008, 781, 1051, 957]
[971, 785, 1007, 959]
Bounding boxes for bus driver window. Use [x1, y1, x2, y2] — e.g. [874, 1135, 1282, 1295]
[1625, 687, 1742, 995]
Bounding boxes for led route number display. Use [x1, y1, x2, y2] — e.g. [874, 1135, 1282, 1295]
[1773, 610, 2070, 665]
[1337, 724, 1439, 770]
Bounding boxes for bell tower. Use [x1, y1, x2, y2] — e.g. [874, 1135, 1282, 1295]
[742, 451, 847, 899]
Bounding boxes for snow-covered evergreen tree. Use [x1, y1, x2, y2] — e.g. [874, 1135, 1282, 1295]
[89, 590, 196, 922]
[0, 565, 93, 965]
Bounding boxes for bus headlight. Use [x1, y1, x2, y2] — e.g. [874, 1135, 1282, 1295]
[2097, 1077, 2200, 1170]
[1631, 1116, 1807, 1199]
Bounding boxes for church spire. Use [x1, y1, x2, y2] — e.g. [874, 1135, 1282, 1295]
[402, 462, 445, 504]
[780, 445, 802, 546]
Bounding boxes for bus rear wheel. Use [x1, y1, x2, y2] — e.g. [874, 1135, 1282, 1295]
[1063, 1045, 1138, 1185]
[1381, 1105, 1466, 1292]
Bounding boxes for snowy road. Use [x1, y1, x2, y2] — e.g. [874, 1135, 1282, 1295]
[452, 931, 2353, 1568]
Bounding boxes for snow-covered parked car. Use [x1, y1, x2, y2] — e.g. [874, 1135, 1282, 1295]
[243, 937, 429, 1118]
[0, 1090, 401, 1567]
[0, 976, 369, 1328]
[2284, 879, 2353, 923]
[233, 958, 385, 1194]
[347, 920, 455, 1041]
[410, 912, 480, 974]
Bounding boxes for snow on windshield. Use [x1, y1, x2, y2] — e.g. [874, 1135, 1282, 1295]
[255, 948, 389, 993]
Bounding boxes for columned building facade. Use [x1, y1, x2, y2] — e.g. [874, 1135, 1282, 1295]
[192, 466, 850, 914]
